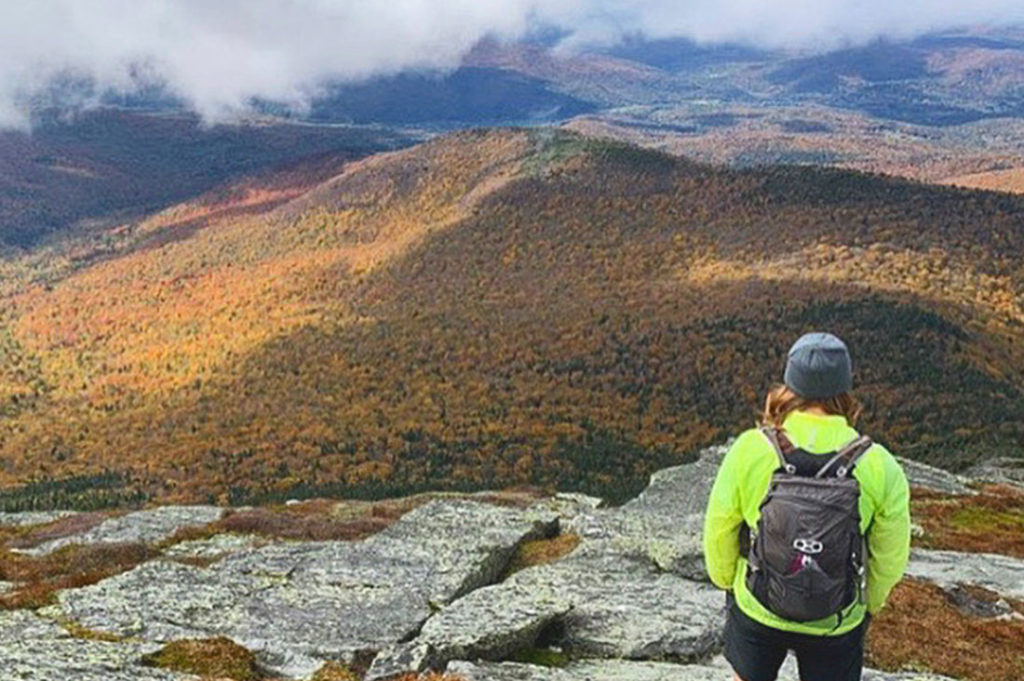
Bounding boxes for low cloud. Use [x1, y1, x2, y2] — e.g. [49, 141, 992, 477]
[2, 0, 1024, 128]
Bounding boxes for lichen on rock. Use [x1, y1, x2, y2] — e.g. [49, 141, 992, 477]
[898, 457, 976, 496]
[56, 499, 558, 678]
[905, 549, 1024, 600]
[0, 609, 185, 681]
[0, 441, 1007, 681]
[565, 443, 728, 580]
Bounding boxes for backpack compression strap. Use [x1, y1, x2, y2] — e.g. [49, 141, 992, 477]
[759, 426, 797, 474]
[815, 435, 873, 478]
[761, 426, 873, 478]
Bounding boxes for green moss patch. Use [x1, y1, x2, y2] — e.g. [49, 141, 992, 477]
[310, 661, 361, 681]
[912, 485, 1024, 558]
[949, 504, 1024, 533]
[508, 647, 570, 667]
[141, 637, 260, 680]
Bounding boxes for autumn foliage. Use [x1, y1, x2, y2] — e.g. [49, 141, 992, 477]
[0, 129, 1021, 507]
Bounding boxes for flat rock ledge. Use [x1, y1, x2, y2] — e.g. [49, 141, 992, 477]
[0, 510, 78, 528]
[369, 552, 724, 680]
[0, 442, 1009, 681]
[367, 446, 729, 680]
[896, 457, 976, 496]
[565, 443, 728, 581]
[964, 457, 1024, 490]
[17, 506, 226, 556]
[905, 549, 1024, 600]
[448, 659, 726, 681]
[162, 533, 266, 560]
[57, 499, 558, 678]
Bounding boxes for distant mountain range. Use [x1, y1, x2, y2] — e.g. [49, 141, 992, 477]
[465, 29, 1024, 185]
[0, 129, 1020, 507]
[7, 27, 1024, 254]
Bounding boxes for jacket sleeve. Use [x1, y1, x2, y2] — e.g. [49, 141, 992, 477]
[864, 449, 911, 614]
[702, 435, 749, 590]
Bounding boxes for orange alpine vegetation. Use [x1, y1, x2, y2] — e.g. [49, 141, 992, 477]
[866, 579, 1024, 681]
[0, 541, 159, 610]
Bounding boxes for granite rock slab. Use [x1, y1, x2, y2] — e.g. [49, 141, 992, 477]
[566, 444, 728, 580]
[448, 659, 726, 681]
[19, 506, 226, 555]
[905, 549, 1024, 600]
[450, 657, 957, 681]
[162, 533, 265, 561]
[964, 457, 1024, 490]
[58, 499, 558, 678]
[379, 552, 724, 678]
[0, 510, 78, 528]
[897, 457, 975, 496]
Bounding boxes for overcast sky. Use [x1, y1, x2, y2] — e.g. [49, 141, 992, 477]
[2, 0, 1024, 128]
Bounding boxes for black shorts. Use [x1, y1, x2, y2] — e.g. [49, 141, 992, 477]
[724, 594, 868, 681]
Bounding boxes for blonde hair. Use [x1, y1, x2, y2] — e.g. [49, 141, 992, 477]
[761, 384, 862, 428]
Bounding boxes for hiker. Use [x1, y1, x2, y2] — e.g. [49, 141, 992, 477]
[703, 332, 911, 681]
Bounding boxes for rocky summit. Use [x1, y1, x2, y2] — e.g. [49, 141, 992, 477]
[0, 446, 1020, 681]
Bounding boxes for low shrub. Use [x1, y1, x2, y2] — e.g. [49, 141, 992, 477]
[0, 541, 158, 610]
[912, 485, 1024, 557]
[502, 534, 581, 578]
[867, 579, 1024, 681]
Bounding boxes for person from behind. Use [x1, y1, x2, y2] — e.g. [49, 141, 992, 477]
[703, 332, 911, 681]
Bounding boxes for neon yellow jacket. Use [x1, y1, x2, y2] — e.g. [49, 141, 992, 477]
[703, 410, 911, 635]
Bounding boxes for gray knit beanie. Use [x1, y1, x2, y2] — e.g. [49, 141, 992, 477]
[784, 332, 853, 400]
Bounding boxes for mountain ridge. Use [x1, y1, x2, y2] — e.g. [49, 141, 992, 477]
[0, 128, 1021, 506]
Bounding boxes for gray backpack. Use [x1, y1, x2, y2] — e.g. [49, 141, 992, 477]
[745, 426, 873, 624]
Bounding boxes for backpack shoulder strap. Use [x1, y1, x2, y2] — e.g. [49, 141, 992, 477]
[815, 435, 873, 478]
[759, 426, 797, 474]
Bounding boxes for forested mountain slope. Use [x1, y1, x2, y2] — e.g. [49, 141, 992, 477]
[0, 129, 1021, 508]
[0, 109, 407, 248]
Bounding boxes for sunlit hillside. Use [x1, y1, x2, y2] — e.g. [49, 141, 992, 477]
[0, 129, 1021, 509]
[942, 167, 1024, 194]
